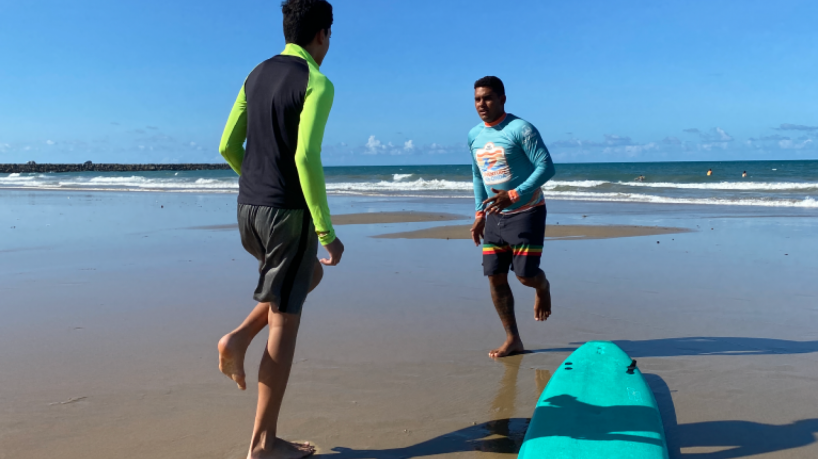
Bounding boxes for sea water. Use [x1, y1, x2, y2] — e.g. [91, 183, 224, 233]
[1, 160, 817, 208]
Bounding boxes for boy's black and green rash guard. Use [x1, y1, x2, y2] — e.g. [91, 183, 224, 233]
[219, 44, 336, 245]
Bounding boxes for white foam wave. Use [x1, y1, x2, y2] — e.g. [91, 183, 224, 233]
[617, 181, 818, 191]
[0, 174, 39, 182]
[543, 180, 608, 189]
[542, 179, 818, 192]
[543, 191, 818, 208]
[0, 175, 239, 190]
[2, 174, 818, 208]
[326, 178, 472, 192]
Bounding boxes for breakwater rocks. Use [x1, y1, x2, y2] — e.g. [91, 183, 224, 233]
[0, 162, 231, 173]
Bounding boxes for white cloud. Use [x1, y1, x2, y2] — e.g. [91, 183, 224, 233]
[335, 136, 464, 157]
[45, 140, 55, 145]
[362, 136, 406, 155]
[603, 142, 657, 157]
[775, 123, 818, 132]
[426, 142, 466, 155]
[365, 135, 383, 154]
[778, 138, 813, 150]
[604, 134, 634, 146]
[699, 142, 729, 151]
[552, 139, 603, 149]
[682, 127, 733, 142]
[714, 127, 733, 141]
[694, 127, 734, 142]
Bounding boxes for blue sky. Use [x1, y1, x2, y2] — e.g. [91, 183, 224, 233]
[1, 0, 817, 165]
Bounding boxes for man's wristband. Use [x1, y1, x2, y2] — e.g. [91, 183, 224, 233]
[475, 211, 486, 219]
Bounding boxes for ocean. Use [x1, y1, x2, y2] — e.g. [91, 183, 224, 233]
[1, 160, 817, 208]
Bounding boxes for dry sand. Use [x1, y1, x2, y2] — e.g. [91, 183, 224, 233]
[2, 191, 817, 459]
[376, 223, 692, 240]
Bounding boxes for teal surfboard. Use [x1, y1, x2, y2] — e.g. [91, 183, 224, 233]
[518, 341, 669, 459]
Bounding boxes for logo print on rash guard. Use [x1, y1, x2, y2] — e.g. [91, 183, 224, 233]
[476, 142, 512, 185]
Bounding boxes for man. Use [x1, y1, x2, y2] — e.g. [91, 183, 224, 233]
[217, 1, 342, 458]
[469, 76, 556, 359]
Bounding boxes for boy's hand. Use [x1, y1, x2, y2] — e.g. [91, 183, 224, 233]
[320, 237, 345, 266]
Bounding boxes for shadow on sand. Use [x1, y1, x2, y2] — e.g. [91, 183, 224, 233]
[318, 360, 818, 459]
[324, 418, 529, 459]
[646, 373, 818, 459]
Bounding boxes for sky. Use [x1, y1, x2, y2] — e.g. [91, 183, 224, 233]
[1, 0, 817, 165]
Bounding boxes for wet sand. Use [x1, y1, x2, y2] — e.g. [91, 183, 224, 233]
[2, 190, 818, 459]
[376, 223, 691, 240]
[189, 211, 468, 231]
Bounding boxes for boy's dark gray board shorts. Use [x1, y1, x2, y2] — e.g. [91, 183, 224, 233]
[237, 204, 318, 314]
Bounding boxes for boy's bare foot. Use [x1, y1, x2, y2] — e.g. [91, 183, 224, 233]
[489, 336, 525, 358]
[248, 438, 315, 459]
[534, 281, 551, 322]
[218, 332, 250, 390]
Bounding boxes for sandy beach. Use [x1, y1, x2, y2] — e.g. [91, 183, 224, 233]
[2, 189, 818, 459]
[375, 223, 691, 240]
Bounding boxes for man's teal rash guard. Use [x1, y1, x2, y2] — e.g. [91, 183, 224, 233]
[469, 113, 556, 216]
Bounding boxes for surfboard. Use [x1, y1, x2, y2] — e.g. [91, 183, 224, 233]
[518, 341, 669, 459]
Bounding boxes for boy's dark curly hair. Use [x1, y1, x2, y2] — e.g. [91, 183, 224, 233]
[281, 0, 333, 46]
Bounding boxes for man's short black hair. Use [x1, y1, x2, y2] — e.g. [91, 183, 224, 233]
[474, 76, 505, 97]
[281, 0, 333, 46]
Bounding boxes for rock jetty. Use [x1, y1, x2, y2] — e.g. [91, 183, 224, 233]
[0, 162, 231, 173]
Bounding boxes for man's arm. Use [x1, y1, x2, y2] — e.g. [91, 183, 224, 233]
[513, 123, 555, 197]
[472, 154, 488, 217]
[471, 153, 488, 245]
[218, 84, 248, 175]
[294, 75, 336, 246]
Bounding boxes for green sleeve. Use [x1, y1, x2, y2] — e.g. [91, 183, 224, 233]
[295, 74, 336, 245]
[218, 84, 247, 175]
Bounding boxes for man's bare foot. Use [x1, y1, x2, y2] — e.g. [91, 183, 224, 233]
[534, 281, 551, 322]
[248, 438, 315, 459]
[218, 332, 250, 390]
[489, 336, 525, 358]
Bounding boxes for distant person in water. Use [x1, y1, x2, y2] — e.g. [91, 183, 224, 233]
[742, 171, 748, 177]
[636, 175, 645, 182]
[469, 76, 556, 358]
[707, 169, 713, 176]
[217, 1, 341, 458]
